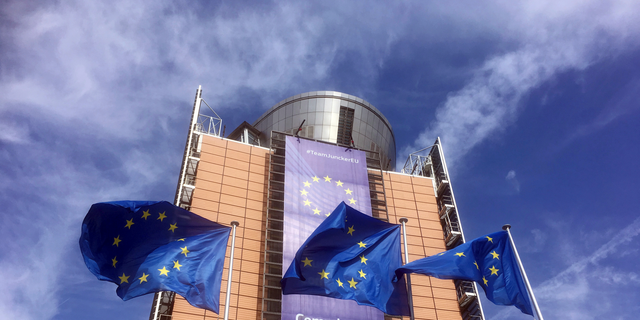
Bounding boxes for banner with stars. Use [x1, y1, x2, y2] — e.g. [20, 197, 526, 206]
[282, 202, 410, 316]
[283, 136, 381, 319]
[79, 201, 231, 314]
[395, 230, 535, 316]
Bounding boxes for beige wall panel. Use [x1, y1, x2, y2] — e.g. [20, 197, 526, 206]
[393, 207, 419, 219]
[225, 140, 253, 154]
[173, 296, 206, 316]
[391, 190, 417, 201]
[431, 287, 457, 300]
[388, 173, 412, 183]
[240, 259, 261, 273]
[407, 243, 426, 256]
[193, 188, 221, 203]
[422, 237, 447, 250]
[247, 189, 266, 202]
[239, 270, 260, 285]
[416, 201, 438, 212]
[411, 184, 434, 196]
[413, 306, 437, 320]
[225, 158, 250, 171]
[249, 162, 266, 174]
[216, 212, 243, 227]
[241, 247, 262, 262]
[225, 149, 251, 163]
[410, 284, 434, 298]
[410, 175, 433, 186]
[243, 228, 263, 241]
[429, 278, 457, 289]
[247, 172, 267, 185]
[201, 135, 227, 148]
[394, 198, 418, 210]
[246, 199, 266, 212]
[222, 167, 249, 181]
[417, 210, 440, 223]
[242, 238, 262, 251]
[200, 144, 228, 159]
[198, 157, 226, 174]
[237, 307, 261, 319]
[189, 202, 219, 221]
[436, 309, 465, 320]
[419, 219, 443, 232]
[218, 194, 248, 209]
[196, 171, 223, 186]
[237, 295, 261, 312]
[411, 293, 436, 309]
[244, 214, 264, 230]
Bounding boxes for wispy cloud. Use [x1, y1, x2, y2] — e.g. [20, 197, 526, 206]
[493, 216, 640, 319]
[404, 0, 640, 168]
[505, 170, 520, 193]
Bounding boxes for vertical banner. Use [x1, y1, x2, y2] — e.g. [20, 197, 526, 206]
[282, 136, 383, 320]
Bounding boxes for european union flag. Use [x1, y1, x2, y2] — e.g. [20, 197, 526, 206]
[281, 202, 410, 316]
[395, 231, 534, 316]
[79, 201, 231, 313]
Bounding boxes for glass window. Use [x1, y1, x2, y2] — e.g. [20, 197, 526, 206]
[301, 99, 309, 113]
[308, 99, 317, 113]
[323, 112, 332, 126]
[285, 117, 293, 131]
[307, 112, 316, 124]
[285, 103, 293, 118]
[321, 126, 330, 140]
[315, 112, 324, 125]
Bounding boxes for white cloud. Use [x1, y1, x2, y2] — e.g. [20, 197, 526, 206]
[505, 169, 520, 193]
[493, 216, 640, 319]
[404, 0, 640, 168]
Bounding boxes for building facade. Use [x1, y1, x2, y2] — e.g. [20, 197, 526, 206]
[149, 88, 483, 320]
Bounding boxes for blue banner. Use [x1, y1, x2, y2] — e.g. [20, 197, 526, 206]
[283, 136, 382, 320]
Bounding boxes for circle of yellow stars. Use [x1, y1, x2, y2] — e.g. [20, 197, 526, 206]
[299, 175, 357, 217]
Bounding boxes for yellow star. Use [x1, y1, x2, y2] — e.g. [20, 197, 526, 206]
[158, 212, 167, 221]
[474, 261, 479, 270]
[158, 266, 170, 276]
[118, 273, 129, 284]
[318, 269, 330, 279]
[141, 209, 150, 220]
[113, 235, 122, 247]
[312, 176, 320, 182]
[324, 176, 331, 182]
[325, 212, 331, 217]
[483, 276, 488, 285]
[139, 273, 149, 284]
[124, 219, 134, 229]
[348, 277, 358, 289]
[360, 255, 368, 265]
[313, 208, 321, 215]
[489, 266, 499, 276]
[180, 246, 189, 257]
[455, 252, 465, 257]
[347, 225, 355, 236]
[357, 241, 366, 248]
[303, 199, 312, 206]
[173, 260, 182, 271]
[303, 181, 311, 187]
[336, 278, 344, 287]
[177, 238, 185, 241]
[490, 251, 500, 260]
[168, 223, 178, 232]
[335, 180, 344, 187]
[345, 188, 353, 195]
[112, 256, 118, 268]
[439, 252, 446, 256]
[300, 189, 309, 196]
[486, 236, 493, 243]
[302, 257, 312, 267]
[358, 269, 367, 279]
[349, 198, 356, 205]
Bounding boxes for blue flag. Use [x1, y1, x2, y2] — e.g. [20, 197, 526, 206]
[281, 202, 410, 316]
[79, 201, 231, 313]
[395, 231, 534, 316]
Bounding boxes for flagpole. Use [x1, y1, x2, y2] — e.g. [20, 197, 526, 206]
[502, 224, 544, 320]
[399, 218, 415, 320]
[224, 221, 240, 320]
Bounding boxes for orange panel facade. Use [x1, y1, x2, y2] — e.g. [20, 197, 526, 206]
[169, 135, 462, 320]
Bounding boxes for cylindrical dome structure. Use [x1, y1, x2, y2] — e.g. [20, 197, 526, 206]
[252, 91, 396, 169]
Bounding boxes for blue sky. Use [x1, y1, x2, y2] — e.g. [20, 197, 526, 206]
[1, 1, 639, 319]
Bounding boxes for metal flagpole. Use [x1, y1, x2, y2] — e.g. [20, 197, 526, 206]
[224, 221, 240, 320]
[399, 218, 415, 320]
[502, 224, 544, 320]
